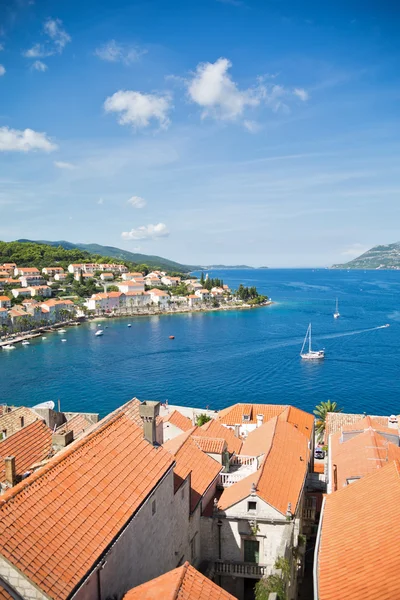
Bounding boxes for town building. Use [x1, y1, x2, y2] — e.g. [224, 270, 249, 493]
[148, 288, 170, 307]
[14, 267, 40, 278]
[0, 296, 11, 309]
[54, 272, 67, 282]
[163, 409, 194, 442]
[117, 280, 145, 294]
[161, 276, 181, 287]
[1, 264, 17, 276]
[195, 289, 211, 301]
[42, 267, 64, 276]
[100, 272, 114, 281]
[188, 294, 202, 308]
[124, 562, 237, 600]
[29, 285, 52, 298]
[11, 288, 31, 299]
[314, 459, 400, 600]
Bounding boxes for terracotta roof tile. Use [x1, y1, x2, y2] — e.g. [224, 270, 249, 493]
[124, 561, 237, 600]
[198, 420, 242, 455]
[163, 428, 197, 456]
[330, 428, 400, 490]
[240, 417, 278, 457]
[218, 403, 286, 425]
[0, 420, 52, 484]
[324, 412, 391, 443]
[164, 410, 194, 432]
[191, 436, 226, 454]
[0, 413, 174, 600]
[218, 420, 309, 515]
[164, 436, 222, 513]
[340, 415, 396, 436]
[318, 460, 400, 600]
[279, 406, 314, 440]
[0, 588, 13, 600]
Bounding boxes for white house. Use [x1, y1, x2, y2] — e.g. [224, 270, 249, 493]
[11, 288, 32, 298]
[118, 280, 145, 294]
[19, 274, 45, 287]
[14, 267, 40, 277]
[122, 272, 144, 281]
[29, 285, 52, 298]
[42, 267, 64, 276]
[54, 273, 67, 282]
[100, 272, 114, 281]
[195, 289, 211, 301]
[68, 263, 84, 274]
[124, 291, 152, 308]
[161, 276, 181, 287]
[0, 296, 11, 309]
[187, 294, 202, 308]
[0, 307, 8, 322]
[148, 288, 170, 307]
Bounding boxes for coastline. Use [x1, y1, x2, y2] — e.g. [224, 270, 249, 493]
[0, 302, 274, 347]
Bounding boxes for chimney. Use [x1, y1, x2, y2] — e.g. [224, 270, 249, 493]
[5, 456, 16, 487]
[139, 401, 160, 446]
[333, 464, 338, 492]
[256, 414, 264, 428]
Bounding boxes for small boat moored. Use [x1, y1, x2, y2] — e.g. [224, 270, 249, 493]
[22, 340, 30, 346]
[127, 324, 132, 328]
[58, 329, 66, 334]
[169, 335, 175, 340]
[95, 330, 104, 337]
[2, 344, 16, 350]
[300, 323, 325, 360]
[61, 339, 67, 342]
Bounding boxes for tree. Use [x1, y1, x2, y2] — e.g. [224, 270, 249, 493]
[314, 400, 343, 442]
[107, 285, 119, 292]
[196, 413, 211, 426]
[255, 557, 290, 600]
[200, 272, 205, 285]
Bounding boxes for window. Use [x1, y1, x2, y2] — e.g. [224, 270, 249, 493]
[152, 500, 156, 515]
[244, 540, 260, 563]
[1, 429, 6, 439]
[247, 501, 257, 513]
[20, 416, 24, 428]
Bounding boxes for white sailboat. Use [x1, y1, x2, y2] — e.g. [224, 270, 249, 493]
[333, 298, 340, 319]
[300, 324, 325, 360]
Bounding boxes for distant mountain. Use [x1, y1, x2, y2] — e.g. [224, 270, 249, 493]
[17, 240, 199, 273]
[204, 264, 255, 270]
[332, 242, 400, 269]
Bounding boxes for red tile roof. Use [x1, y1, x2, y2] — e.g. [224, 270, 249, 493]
[324, 412, 392, 443]
[218, 403, 286, 425]
[240, 417, 278, 456]
[318, 460, 400, 600]
[192, 436, 226, 454]
[164, 410, 194, 432]
[330, 428, 400, 490]
[55, 414, 93, 440]
[0, 407, 40, 438]
[0, 413, 174, 600]
[164, 436, 222, 513]
[0, 420, 52, 484]
[0, 588, 12, 600]
[198, 420, 242, 455]
[340, 415, 396, 436]
[124, 561, 237, 600]
[218, 420, 309, 515]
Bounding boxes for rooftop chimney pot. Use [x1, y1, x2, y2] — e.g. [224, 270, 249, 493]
[139, 401, 160, 446]
[5, 456, 16, 487]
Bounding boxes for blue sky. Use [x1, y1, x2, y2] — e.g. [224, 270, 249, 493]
[1, 0, 400, 267]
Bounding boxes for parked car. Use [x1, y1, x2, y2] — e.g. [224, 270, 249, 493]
[314, 447, 325, 459]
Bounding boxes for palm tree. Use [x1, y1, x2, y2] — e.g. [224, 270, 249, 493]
[314, 400, 342, 442]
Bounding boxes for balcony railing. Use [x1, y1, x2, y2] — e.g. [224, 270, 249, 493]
[302, 507, 316, 521]
[214, 560, 268, 579]
[230, 455, 257, 467]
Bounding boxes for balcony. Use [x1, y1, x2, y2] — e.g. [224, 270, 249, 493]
[219, 455, 258, 488]
[214, 560, 269, 579]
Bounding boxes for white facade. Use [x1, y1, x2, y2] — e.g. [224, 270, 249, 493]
[117, 281, 145, 294]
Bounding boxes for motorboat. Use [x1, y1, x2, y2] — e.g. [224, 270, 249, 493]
[61, 339, 67, 342]
[300, 324, 325, 360]
[22, 340, 30, 346]
[33, 401, 55, 410]
[2, 344, 16, 350]
[95, 330, 104, 336]
[58, 329, 66, 334]
[127, 324, 132, 327]
[42, 337, 47, 340]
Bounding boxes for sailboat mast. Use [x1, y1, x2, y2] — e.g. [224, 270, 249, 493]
[309, 323, 312, 352]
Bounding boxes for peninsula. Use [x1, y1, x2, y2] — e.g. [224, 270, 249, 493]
[332, 241, 400, 269]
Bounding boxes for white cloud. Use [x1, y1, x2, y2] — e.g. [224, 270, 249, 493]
[127, 195, 146, 208]
[54, 161, 75, 169]
[187, 57, 260, 120]
[32, 60, 47, 72]
[121, 223, 169, 240]
[104, 90, 172, 129]
[43, 18, 71, 52]
[243, 120, 262, 133]
[0, 127, 57, 152]
[23, 44, 53, 58]
[23, 17, 70, 58]
[94, 40, 146, 65]
[341, 243, 368, 258]
[0, 65, 5, 76]
[293, 88, 309, 102]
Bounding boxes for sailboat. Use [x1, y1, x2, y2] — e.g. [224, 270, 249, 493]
[300, 324, 325, 360]
[333, 298, 340, 319]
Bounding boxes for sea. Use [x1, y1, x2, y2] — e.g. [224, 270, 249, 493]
[1, 269, 400, 418]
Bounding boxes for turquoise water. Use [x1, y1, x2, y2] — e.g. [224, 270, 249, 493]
[1, 269, 399, 417]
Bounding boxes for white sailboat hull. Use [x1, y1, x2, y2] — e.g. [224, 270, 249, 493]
[333, 313, 340, 319]
[301, 350, 325, 360]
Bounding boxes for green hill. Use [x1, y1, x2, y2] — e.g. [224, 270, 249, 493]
[332, 242, 400, 269]
[15, 239, 198, 272]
